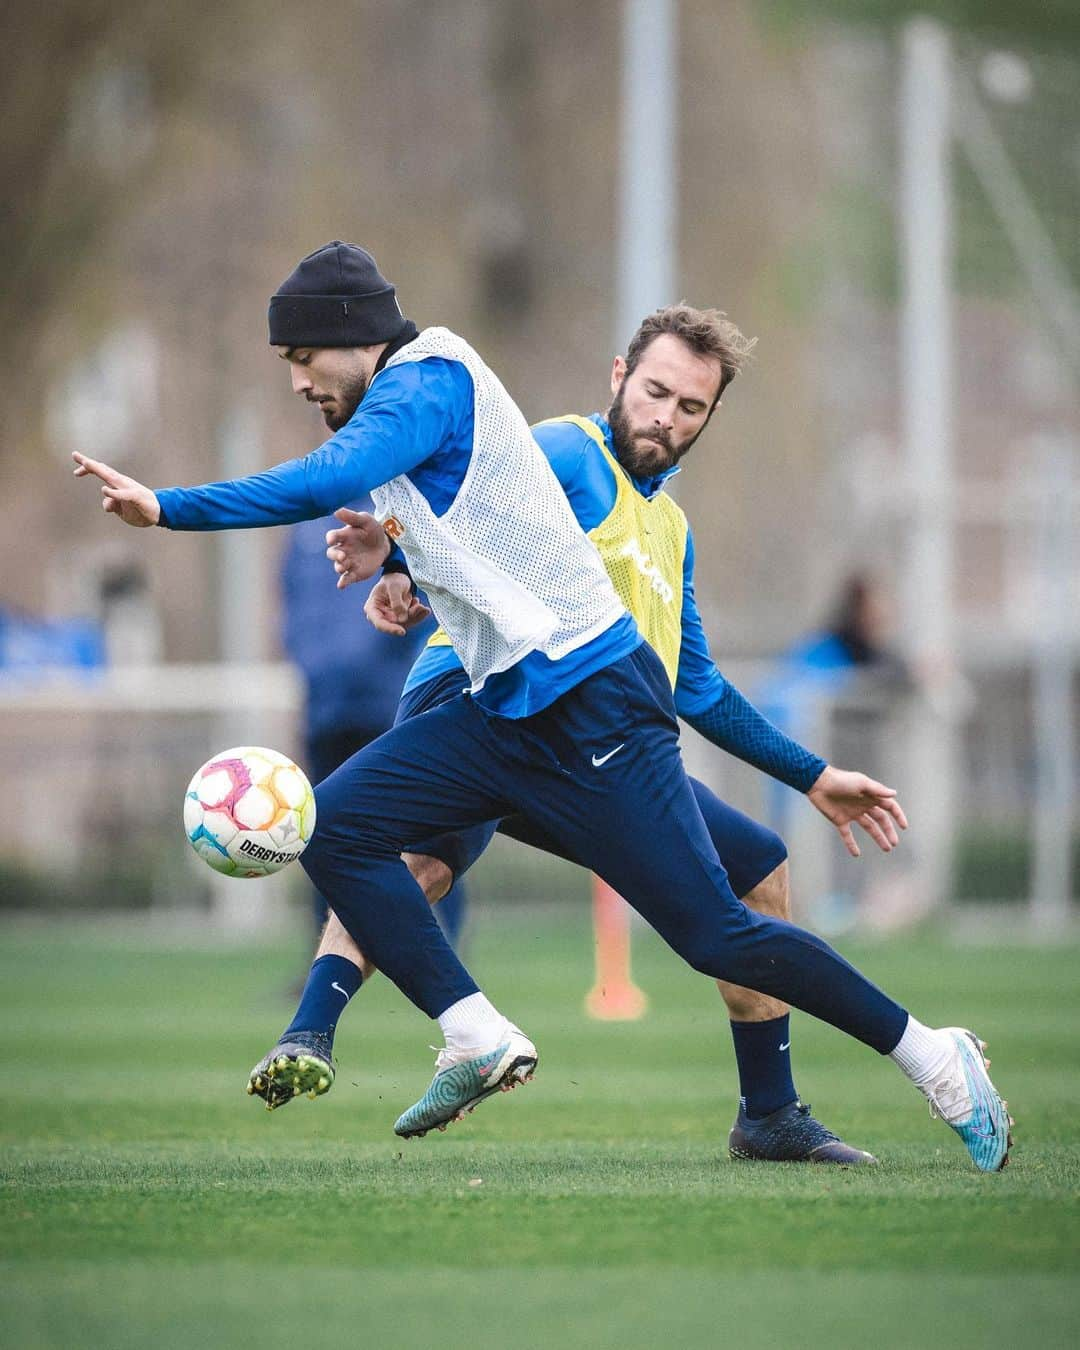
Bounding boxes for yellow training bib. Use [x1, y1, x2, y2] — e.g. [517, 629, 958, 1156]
[427, 415, 688, 689]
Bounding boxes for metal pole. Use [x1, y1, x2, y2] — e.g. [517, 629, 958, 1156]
[218, 402, 269, 668]
[615, 0, 678, 350]
[899, 18, 957, 910]
[213, 401, 284, 935]
[955, 83, 1080, 379]
[589, 0, 678, 998]
[1031, 436, 1075, 934]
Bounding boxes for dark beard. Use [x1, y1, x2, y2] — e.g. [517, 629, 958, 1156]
[607, 385, 677, 476]
[320, 370, 371, 430]
[606, 384, 712, 477]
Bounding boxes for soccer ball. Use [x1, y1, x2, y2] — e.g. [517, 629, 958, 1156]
[184, 746, 316, 877]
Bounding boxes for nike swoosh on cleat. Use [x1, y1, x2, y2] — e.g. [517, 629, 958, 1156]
[591, 744, 626, 768]
[778, 1041, 791, 1051]
[967, 1106, 997, 1139]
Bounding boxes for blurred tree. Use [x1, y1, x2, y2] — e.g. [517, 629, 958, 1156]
[768, 1, 1080, 46]
[4, 2, 234, 393]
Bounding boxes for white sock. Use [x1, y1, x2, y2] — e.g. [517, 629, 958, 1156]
[889, 1016, 952, 1087]
[437, 992, 506, 1053]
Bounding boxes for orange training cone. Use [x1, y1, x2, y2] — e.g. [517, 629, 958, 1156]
[585, 876, 648, 1020]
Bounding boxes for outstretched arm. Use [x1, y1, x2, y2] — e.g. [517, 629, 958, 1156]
[680, 682, 826, 792]
[681, 668, 906, 856]
[74, 449, 325, 530]
[72, 357, 473, 533]
[675, 531, 906, 856]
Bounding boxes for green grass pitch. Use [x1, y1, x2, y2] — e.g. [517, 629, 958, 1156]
[2, 909, 1078, 1349]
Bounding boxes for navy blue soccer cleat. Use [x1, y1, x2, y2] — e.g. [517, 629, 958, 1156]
[247, 1030, 335, 1111]
[729, 1099, 878, 1165]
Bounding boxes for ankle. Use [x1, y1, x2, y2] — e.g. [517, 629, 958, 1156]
[437, 992, 507, 1053]
[888, 1017, 951, 1087]
[281, 954, 362, 1042]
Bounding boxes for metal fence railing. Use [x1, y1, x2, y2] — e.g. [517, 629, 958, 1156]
[0, 658, 1075, 934]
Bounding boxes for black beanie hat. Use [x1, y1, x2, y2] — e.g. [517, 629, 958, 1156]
[268, 241, 409, 348]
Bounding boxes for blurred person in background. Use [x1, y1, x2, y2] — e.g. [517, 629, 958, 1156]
[760, 571, 913, 932]
[785, 572, 910, 690]
[281, 503, 467, 947]
[97, 557, 163, 665]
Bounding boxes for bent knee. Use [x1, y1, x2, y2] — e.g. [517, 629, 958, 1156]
[679, 927, 743, 982]
[760, 829, 788, 874]
[403, 851, 453, 902]
[742, 854, 790, 921]
[678, 893, 786, 980]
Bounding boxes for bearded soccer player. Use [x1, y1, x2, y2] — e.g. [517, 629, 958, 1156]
[74, 242, 1012, 1171]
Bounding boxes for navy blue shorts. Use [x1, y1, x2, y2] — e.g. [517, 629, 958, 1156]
[395, 665, 786, 898]
[305, 642, 907, 1049]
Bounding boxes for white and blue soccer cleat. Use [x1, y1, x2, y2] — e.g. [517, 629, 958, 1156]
[394, 1026, 537, 1138]
[921, 1028, 1013, 1172]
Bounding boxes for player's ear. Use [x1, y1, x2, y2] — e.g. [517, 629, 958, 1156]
[611, 354, 627, 396]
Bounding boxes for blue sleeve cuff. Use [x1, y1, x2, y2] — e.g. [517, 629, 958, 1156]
[382, 541, 415, 593]
[383, 541, 408, 571]
[682, 682, 827, 792]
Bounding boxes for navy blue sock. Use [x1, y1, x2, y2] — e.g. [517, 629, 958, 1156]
[283, 954, 362, 1045]
[730, 1014, 798, 1120]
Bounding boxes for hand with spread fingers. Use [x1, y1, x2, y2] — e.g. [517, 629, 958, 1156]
[72, 453, 161, 527]
[807, 766, 909, 858]
[325, 507, 391, 588]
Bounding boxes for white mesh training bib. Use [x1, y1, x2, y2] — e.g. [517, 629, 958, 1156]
[370, 328, 625, 691]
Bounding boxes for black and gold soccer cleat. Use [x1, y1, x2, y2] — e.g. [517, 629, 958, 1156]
[247, 1031, 335, 1111]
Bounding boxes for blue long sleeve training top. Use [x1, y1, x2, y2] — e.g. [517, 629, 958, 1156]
[155, 354, 639, 719]
[404, 415, 826, 792]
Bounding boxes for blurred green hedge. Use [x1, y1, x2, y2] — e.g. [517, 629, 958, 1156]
[951, 826, 1080, 904]
[1, 826, 1076, 910]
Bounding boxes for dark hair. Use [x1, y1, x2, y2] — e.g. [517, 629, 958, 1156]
[828, 573, 882, 664]
[624, 304, 757, 401]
